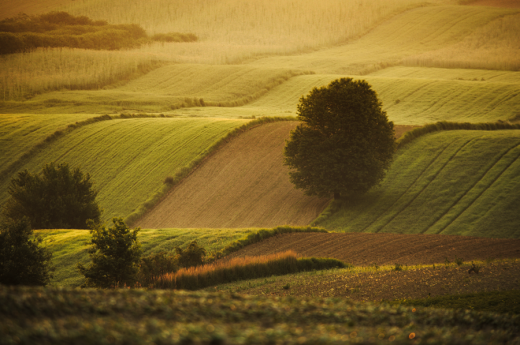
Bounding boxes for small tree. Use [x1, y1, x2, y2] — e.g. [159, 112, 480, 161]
[175, 241, 206, 268]
[3, 162, 101, 229]
[284, 78, 395, 199]
[77, 218, 141, 288]
[0, 218, 54, 286]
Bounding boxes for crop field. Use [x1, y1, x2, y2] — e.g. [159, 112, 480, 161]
[0, 116, 248, 223]
[319, 130, 520, 238]
[136, 122, 330, 228]
[35, 227, 258, 287]
[2, 0, 520, 342]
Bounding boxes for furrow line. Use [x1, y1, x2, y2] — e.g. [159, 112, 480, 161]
[376, 137, 475, 234]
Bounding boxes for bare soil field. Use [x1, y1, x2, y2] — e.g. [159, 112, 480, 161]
[223, 259, 520, 302]
[469, 0, 520, 7]
[136, 123, 417, 229]
[136, 122, 329, 228]
[225, 232, 520, 266]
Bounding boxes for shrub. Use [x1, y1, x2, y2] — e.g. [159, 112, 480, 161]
[137, 251, 178, 288]
[77, 218, 141, 288]
[0, 218, 53, 286]
[175, 240, 206, 268]
[393, 263, 403, 271]
[3, 162, 101, 229]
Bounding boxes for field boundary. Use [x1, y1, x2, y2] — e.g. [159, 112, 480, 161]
[396, 121, 520, 149]
[207, 225, 329, 262]
[0, 114, 174, 186]
[126, 116, 298, 225]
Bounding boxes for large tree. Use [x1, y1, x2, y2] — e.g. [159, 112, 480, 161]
[284, 78, 395, 199]
[3, 162, 101, 229]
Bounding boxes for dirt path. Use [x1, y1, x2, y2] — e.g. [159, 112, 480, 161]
[136, 122, 329, 228]
[225, 232, 520, 266]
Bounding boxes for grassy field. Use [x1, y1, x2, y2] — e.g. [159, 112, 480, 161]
[0, 116, 248, 223]
[3, 284, 519, 344]
[317, 130, 520, 238]
[36, 227, 257, 287]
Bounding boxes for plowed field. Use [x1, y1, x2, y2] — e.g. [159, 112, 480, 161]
[136, 122, 330, 228]
[225, 232, 520, 266]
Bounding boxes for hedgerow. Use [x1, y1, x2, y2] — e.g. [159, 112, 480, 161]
[396, 121, 520, 149]
[0, 11, 197, 54]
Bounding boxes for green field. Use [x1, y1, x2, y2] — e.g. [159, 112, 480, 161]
[318, 130, 520, 238]
[37, 227, 258, 287]
[0, 116, 248, 222]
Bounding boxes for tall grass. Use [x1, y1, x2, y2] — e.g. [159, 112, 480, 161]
[153, 250, 346, 290]
[403, 13, 520, 71]
[0, 48, 160, 101]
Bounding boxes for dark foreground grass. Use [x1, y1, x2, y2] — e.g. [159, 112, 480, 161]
[1, 285, 519, 345]
[390, 290, 520, 315]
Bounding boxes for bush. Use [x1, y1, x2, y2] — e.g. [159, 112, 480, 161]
[3, 162, 101, 229]
[137, 251, 179, 288]
[175, 241, 206, 268]
[0, 218, 53, 286]
[77, 218, 141, 288]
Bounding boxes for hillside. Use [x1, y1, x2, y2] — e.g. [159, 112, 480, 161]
[318, 130, 520, 238]
[136, 122, 330, 228]
[0, 116, 247, 223]
[224, 232, 520, 266]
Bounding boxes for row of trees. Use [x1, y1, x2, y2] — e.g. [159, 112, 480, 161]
[1, 77, 394, 288]
[0, 11, 197, 55]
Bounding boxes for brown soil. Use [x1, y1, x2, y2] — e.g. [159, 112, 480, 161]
[225, 259, 520, 302]
[466, 0, 520, 7]
[137, 123, 416, 229]
[136, 122, 329, 228]
[225, 232, 520, 266]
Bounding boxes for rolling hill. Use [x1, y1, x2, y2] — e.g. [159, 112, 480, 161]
[318, 129, 520, 238]
[136, 121, 330, 228]
[0, 116, 248, 223]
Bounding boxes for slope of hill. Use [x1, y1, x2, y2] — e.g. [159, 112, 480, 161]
[318, 130, 520, 238]
[136, 122, 330, 228]
[0, 117, 247, 223]
[240, 68, 520, 124]
[224, 232, 520, 266]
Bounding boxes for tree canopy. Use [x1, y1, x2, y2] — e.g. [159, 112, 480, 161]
[284, 78, 395, 199]
[0, 218, 54, 286]
[77, 218, 141, 288]
[3, 162, 101, 229]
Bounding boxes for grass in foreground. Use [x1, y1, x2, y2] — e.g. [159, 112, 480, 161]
[391, 290, 520, 315]
[1, 284, 518, 345]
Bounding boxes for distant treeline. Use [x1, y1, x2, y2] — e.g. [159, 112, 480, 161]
[0, 11, 197, 54]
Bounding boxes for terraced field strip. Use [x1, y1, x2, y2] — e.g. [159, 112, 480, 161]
[250, 6, 513, 73]
[36, 228, 256, 287]
[0, 114, 94, 173]
[0, 117, 247, 222]
[320, 130, 520, 238]
[225, 232, 520, 266]
[244, 68, 520, 124]
[136, 122, 330, 228]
